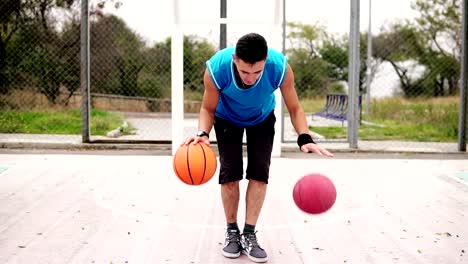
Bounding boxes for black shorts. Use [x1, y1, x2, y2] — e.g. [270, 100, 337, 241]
[214, 111, 276, 184]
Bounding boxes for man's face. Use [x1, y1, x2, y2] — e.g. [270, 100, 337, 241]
[233, 54, 266, 86]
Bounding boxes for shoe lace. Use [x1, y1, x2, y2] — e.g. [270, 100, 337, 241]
[226, 229, 240, 243]
[243, 231, 259, 247]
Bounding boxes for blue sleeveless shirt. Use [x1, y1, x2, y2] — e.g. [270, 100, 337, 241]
[206, 46, 288, 126]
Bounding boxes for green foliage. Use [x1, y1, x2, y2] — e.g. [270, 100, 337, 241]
[412, 0, 461, 44]
[329, 82, 346, 94]
[88, 19, 216, 99]
[287, 22, 326, 51]
[89, 15, 146, 97]
[287, 23, 370, 97]
[183, 35, 216, 93]
[319, 38, 348, 81]
[142, 39, 171, 98]
[138, 75, 165, 98]
[288, 49, 330, 97]
[1, 1, 81, 104]
[286, 22, 334, 96]
[0, 0, 23, 94]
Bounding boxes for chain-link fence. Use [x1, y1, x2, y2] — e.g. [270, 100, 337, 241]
[356, 0, 466, 152]
[0, 0, 466, 152]
[0, 0, 82, 142]
[88, 10, 173, 141]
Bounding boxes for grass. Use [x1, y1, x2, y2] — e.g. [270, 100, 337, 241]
[305, 96, 460, 142]
[0, 96, 462, 142]
[0, 109, 130, 136]
[312, 121, 456, 142]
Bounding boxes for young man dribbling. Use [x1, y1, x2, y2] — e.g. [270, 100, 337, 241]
[184, 33, 334, 263]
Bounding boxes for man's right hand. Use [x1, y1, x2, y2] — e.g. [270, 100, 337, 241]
[183, 135, 210, 146]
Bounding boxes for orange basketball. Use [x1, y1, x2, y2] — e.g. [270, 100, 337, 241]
[173, 143, 217, 185]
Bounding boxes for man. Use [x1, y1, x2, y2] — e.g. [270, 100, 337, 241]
[184, 33, 334, 263]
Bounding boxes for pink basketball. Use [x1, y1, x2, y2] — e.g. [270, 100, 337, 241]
[293, 173, 337, 214]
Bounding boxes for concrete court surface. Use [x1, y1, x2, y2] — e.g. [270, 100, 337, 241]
[0, 152, 467, 264]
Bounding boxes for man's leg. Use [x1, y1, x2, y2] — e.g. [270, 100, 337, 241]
[221, 181, 240, 223]
[245, 179, 267, 226]
[220, 181, 242, 258]
[245, 112, 275, 225]
[214, 116, 244, 258]
[241, 112, 276, 263]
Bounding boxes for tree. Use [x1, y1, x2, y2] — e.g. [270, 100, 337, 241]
[372, 23, 429, 97]
[139, 39, 171, 98]
[372, 0, 461, 98]
[89, 14, 146, 97]
[0, 0, 121, 104]
[6, 0, 77, 104]
[286, 22, 373, 97]
[286, 22, 332, 96]
[412, 0, 461, 96]
[413, 0, 461, 57]
[0, 0, 22, 94]
[319, 36, 348, 82]
[183, 35, 216, 93]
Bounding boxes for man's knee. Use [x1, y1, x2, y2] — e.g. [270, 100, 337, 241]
[221, 180, 240, 189]
[246, 176, 269, 184]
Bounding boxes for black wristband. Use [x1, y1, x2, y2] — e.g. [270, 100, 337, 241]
[196, 131, 209, 138]
[297, 133, 315, 149]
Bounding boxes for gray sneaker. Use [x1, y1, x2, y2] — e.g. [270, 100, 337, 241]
[222, 229, 241, 258]
[241, 232, 268, 263]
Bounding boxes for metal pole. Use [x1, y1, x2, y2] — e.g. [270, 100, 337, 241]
[348, 0, 360, 148]
[80, 0, 90, 143]
[172, 0, 184, 155]
[459, 0, 467, 151]
[220, 0, 227, 49]
[282, 0, 286, 54]
[365, 0, 372, 116]
[281, 0, 286, 143]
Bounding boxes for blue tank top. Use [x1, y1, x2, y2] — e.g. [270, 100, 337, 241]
[206, 46, 288, 126]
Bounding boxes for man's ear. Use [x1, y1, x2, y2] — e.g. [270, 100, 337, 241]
[232, 54, 237, 62]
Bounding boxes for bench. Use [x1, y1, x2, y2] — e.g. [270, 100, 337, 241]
[311, 93, 362, 125]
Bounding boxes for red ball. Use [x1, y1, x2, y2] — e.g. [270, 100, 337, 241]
[293, 173, 337, 214]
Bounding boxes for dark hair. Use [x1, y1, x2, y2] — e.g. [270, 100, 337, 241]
[235, 33, 268, 64]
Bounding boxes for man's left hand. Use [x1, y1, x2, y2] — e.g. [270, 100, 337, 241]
[300, 143, 334, 157]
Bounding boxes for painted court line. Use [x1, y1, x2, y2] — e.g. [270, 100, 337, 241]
[445, 170, 468, 186]
[0, 165, 9, 174]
